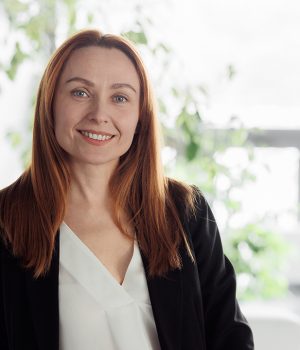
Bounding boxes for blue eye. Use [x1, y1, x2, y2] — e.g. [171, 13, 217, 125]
[114, 95, 128, 103]
[72, 90, 88, 97]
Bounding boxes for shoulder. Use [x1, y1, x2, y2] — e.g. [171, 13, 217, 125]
[0, 185, 10, 245]
[0, 173, 30, 247]
[166, 177, 198, 216]
[189, 187, 216, 229]
[0, 187, 11, 249]
[166, 179, 218, 248]
[170, 183, 221, 258]
[0, 175, 26, 207]
[167, 178, 210, 225]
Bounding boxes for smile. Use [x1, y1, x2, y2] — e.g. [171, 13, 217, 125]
[79, 130, 113, 141]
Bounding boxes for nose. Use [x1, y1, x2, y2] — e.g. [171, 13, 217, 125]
[87, 99, 110, 123]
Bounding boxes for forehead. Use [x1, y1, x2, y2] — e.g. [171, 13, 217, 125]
[59, 46, 140, 89]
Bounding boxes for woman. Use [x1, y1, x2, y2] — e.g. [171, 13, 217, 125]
[0, 29, 254, 350]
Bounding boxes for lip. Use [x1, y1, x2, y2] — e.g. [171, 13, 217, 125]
[77, 129, 115, 136]
[78, 130, 115, 146]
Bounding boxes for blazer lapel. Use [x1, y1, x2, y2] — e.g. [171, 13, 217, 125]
[25, 231, 60, 350]
[140, 248, 183, 350]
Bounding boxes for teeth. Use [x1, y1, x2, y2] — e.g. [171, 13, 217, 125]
[80, 131, 112, 141]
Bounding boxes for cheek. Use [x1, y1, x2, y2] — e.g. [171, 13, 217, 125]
[54, 102, 73, 135]
[53, 104, 71, 147]
[54, 120, 65, 149]
[53, 99, 62, 134]
[54, 111, 65, 142]
[128, 113, 140, 132]
[116, 112, 139, 135]
[126, 121, 139, 138]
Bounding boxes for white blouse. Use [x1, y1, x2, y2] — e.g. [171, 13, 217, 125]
[58, 222, 161, 350]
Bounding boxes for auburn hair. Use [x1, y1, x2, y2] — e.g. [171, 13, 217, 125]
[0, 29, 196, 278]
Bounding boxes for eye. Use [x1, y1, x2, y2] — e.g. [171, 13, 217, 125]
[71, 89, 89, 98]
[113, 95, 128, 103]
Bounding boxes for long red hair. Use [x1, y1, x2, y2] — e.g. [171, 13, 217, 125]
[0, 29, 195, 278]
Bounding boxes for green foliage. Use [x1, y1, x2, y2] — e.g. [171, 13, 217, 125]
[6, 130, 22, 148]
[224, 223, 290, 300]
[5, 42, 29, 80]
[123, 30, 148, 45]
[2, 0, 57, 61]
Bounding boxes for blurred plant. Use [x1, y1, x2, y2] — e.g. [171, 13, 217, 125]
[224, 223, 290, 300]
[0, 0, 290, 300]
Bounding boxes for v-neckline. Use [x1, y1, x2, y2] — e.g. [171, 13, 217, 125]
[61, 221, 135, 287]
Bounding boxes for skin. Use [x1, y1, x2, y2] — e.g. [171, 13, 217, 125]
[54, 46, 140, 175]
[53, 46, 141, 284]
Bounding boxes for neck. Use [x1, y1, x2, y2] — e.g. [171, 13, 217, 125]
[66, 161, 116, 211]
[63, 160, 133, 234]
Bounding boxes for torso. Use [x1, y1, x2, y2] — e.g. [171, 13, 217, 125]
[64, 210, 135, 285]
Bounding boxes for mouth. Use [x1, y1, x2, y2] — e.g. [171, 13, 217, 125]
[78, 130, 115, 141]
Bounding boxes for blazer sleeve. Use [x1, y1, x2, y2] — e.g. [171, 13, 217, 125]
[187, 189, 254, 350]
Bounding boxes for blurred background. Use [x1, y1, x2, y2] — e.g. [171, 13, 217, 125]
[0, 0, 300, 348]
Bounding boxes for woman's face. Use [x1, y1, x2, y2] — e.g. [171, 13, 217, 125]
[53, 46, 140, 169]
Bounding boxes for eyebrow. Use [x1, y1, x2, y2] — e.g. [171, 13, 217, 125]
[65, 77, 137, 93]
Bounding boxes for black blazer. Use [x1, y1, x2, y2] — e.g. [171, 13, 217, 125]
[0, 191, 254, 350]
